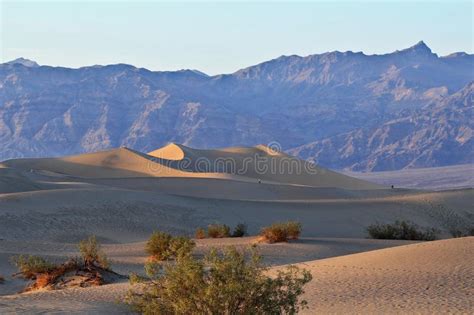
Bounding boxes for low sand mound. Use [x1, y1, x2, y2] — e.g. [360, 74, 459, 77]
[1, 148, 152, 178]
[0, 167, 87, 194]
[1, 147, 237, 180]
[0, 168, 45, 193]
[293, 237, 474, 314]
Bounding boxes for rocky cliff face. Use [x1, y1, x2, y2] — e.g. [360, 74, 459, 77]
[1, 42, 473, 170]
[288, 83, 473, 171]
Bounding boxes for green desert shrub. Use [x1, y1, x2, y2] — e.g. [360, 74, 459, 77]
[146, 231, 195, 261]
[449, 227, 474, 238]
[232, 223, 247, 237]
[367, 220, 438, 241]
[207, 224, 231, 238]
[195, 227, 206, 239]
[260, 223, 288, 243]
[168, 236, 196, 258]
[285, 221, 302, 240]
[260, 221, 303, 243]
[11, 255, 57, 279]
[126, 246, 312, 314]
[146, 231, 173, 260]
[78, 235, 110, 269]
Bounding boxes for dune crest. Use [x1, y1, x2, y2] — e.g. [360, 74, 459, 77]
[147, 143, 186, 160]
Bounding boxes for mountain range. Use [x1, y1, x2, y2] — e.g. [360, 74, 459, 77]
[1, 41, 472, 171]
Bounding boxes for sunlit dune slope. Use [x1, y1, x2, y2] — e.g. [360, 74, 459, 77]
[293, 237, 474, 314]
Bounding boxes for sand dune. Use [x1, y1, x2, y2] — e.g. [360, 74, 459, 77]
[148, 143, 383, 189]
[2, 143, 382, 189]
[297, 237, 474, 314]
[0, 184, 472, 243]
[1, 144, 473, 313]
[0, 237, 471, 314]
[0, 237, 420, 312]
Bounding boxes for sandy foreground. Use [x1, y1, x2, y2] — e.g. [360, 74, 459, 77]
[0, 237, 472, 314]
[0, 144, 473, 313]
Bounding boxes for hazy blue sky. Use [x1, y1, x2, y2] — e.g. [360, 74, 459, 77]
[1, 1, 472, 74]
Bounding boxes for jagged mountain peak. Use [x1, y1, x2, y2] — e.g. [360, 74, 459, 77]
[4, 57, 39, 67]
[394, 40, 435, 56]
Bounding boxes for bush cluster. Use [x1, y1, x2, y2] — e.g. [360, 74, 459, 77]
[126, 246, 312, 314]
[195, 223, 247, 239]
[232, 223, 247, 237]
[78, 235, 110, 269]
[11, 235, 111, 285]
[195, 227, 206, 239]
[11, 255, 58, 280]
[260, 221, 302, 243]
[145, 231, 195, 261]
[449, 226, 474, 238]
[207, 224, 231, 238]
[366, 220, 438, 241]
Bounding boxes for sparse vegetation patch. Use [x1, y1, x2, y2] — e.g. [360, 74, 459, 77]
[195, 227, 206, 239]
[449, 226, 474, 238]
[11, 235, 122, 292]
[195, 223, 247, 239]
[260, 221, 303, 243]
[207, 223, 231, 238]
[366, 220, 438, 241]
[125, 246, 312, 314]
[232, 223, 247, 237]
[146, 231, 195, 261]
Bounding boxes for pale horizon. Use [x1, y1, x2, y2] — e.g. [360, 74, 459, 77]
[1, 1, 472, 75]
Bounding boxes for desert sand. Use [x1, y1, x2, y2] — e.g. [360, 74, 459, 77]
[0, 144, 473, 313]
[346, 163, 474, 191]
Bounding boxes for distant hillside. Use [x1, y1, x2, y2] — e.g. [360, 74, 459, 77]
[289, 82, 473, 171]
[1, 41, 473, 171]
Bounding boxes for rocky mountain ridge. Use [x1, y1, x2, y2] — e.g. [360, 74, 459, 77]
[1, 41, 472, 171]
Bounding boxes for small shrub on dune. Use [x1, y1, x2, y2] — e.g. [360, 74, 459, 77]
[146, 231, 173, 260]
[195, 227, 206, 239]
[78, 235, 110, 269]
[285, 221, 302, 240]
[11, 237, 118, 292]
[146, 231, 195, 261]
[207, 224, 231, 238]
[448, 226, 474, 238]
[260, 223, 288, 243]
[169, 236, 196, 258]
[125, 246, 312, 314]
[260, 221, 303, 243]
[232, 223, 247, 237]
[11, 255, 57, 280]
[367, 220, 438, 241]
